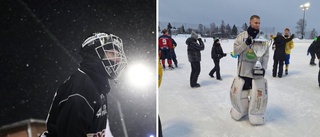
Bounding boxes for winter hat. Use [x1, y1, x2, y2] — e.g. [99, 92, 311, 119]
[285, 28, 290, 31]
[214, 39, 220, 44]
[191, 31, 198, 40]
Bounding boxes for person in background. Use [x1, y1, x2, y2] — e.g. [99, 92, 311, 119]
[283, 28, 294, 75]
[314, 36, 320, 87]
[209, 39, 227, 80]
[158, 56, 163, 137]
[271, 32, 294, 78]
[186, 31, 205, 88]
[159, 29, 175, 69]
[307, 38, 317, 66]
[171, 36, 178, 67]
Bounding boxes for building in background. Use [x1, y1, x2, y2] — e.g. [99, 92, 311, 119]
[0, 119, 45, 137]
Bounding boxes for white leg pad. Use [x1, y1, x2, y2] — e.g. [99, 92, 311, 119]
[230, 77, 249, 120]
[249, 78, 268, 125]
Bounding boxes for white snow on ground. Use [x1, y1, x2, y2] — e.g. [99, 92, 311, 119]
[159, 34, 320, 137]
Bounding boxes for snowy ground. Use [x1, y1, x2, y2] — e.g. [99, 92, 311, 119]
[159, 34, 320, 137]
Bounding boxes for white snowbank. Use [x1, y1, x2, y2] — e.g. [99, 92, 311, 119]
[159, 34, 320, 137]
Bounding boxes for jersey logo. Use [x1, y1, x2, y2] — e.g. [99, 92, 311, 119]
[96, 104, 107, 118]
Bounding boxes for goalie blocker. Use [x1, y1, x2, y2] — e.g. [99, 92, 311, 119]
[230, 76, 268, 125]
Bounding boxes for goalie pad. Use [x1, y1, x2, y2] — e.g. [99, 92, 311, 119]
[230, 77, 249, 120]
[249, 78, 268, 125]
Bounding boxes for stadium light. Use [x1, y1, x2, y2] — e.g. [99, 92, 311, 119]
[300, 2, 310, 39]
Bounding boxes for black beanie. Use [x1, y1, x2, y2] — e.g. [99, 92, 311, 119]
[214, 39, 220, 44]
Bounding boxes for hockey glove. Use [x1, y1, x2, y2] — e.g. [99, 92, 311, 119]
[291, 34, 295, 38]
[245, 36, 253, 45]
[230, 52, 238, 58]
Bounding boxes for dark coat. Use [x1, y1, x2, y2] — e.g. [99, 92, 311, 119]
[308, 41, 316, 54]
[186, 37, 204, 62]
[211, 43, 224, 60]
[273, 35, 293, 60]
[314, 36, 320, 59]
[45, 61, 110, 137]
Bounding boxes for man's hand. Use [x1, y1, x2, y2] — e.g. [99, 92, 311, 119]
[245, 36, 253, 45]
[291, 34, 295, 38]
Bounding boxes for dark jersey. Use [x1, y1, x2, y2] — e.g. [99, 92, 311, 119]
[45, 69, 110, 137]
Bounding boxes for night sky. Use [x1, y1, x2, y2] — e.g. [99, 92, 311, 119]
[0, 0, 156, 136]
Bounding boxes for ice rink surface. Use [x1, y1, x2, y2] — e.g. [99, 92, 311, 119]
[159, 34, 320, 137]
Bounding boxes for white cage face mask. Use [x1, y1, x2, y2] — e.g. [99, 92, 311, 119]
[83, 33, 127, 79]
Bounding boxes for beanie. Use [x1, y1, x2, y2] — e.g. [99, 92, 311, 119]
[191, 31, 198, 40]
[214, 39, 220, 44]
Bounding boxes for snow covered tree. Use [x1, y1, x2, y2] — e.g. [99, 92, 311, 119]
[198, 24, 204, 35]
[242, 23, 248, 31]
[226, 24, 232, 37]
[295, 19, 306, 39]
[220, 20, 226, 37]
[231, 24, 238, 36]
[309, 28, 318, 39]
[186, 28, 193, 34]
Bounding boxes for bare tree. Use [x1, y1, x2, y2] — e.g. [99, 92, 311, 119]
[309, 28, 318, 39]
[220, 20, 226, 37]
[210, 22, 216, 35]
[295, 19, 307, 39]
[198, 24, 204, 35]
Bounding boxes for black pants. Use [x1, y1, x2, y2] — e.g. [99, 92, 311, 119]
[318, 62, 320, 86]
[190, 62, 201, 86]
[239, 76, 252, 90]
[158, 116, 163, 137]
[310, 52, 316, 63]
[171, 49, 178, 66]
[273, 59, 284, 77]
[209, 59, 221, 79]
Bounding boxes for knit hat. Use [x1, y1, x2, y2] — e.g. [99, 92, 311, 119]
[191, 31, 198, 40]
[214, 39, 220, 44]
[285, 28, 290, 31]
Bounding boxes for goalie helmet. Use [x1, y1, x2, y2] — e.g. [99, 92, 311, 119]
[81, 33, 127, 79]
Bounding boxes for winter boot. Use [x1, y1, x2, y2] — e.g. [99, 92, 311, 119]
[168, 65, 174, 70]
[285, 70, 288, 75]
[285, 65, 289, 75]
[310, 62, 317, 66]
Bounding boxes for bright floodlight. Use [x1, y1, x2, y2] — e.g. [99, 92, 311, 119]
[304, 2, 310, 7]
[127, 63, 153, 88]
[300, 2, 310, 10]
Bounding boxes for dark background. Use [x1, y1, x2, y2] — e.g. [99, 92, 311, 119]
[0, 0, 156, 136]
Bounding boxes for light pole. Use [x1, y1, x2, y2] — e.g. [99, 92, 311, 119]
[300, 2, 310, 39]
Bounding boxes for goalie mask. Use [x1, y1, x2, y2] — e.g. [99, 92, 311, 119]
[82, 33, 127, 79]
